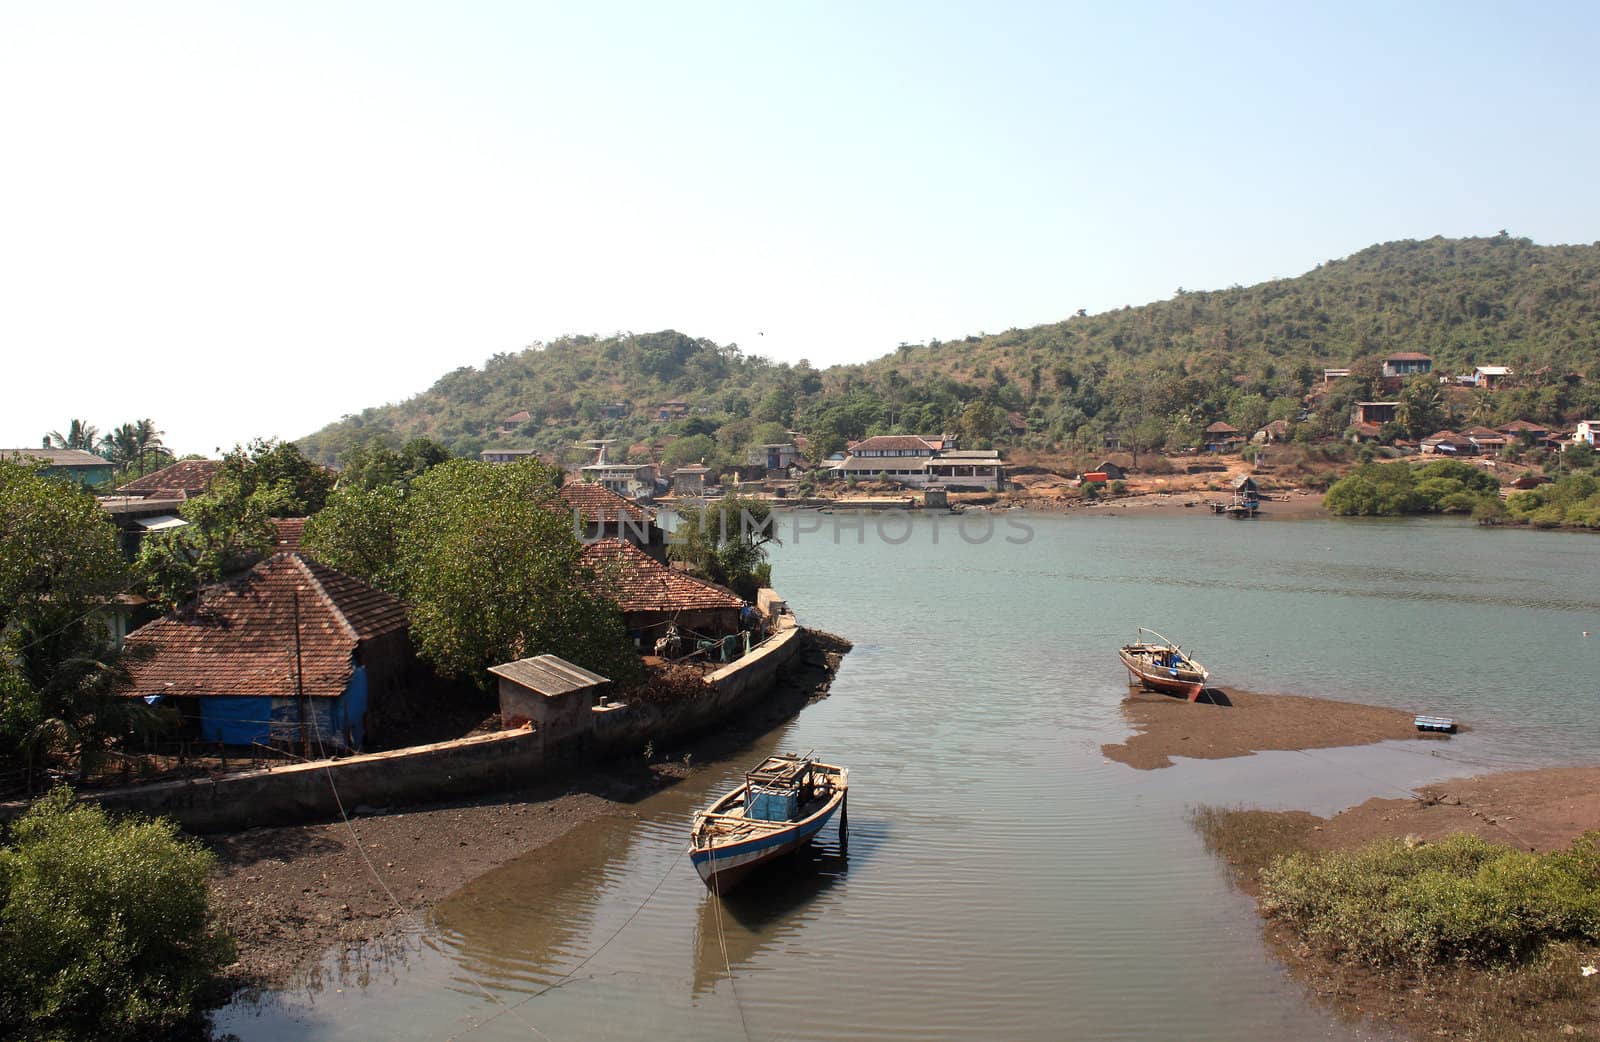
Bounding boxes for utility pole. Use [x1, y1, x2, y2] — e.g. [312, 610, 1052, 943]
[292, 588, 309, 759]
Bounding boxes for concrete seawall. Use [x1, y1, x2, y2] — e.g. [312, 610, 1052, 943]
[7, 623, 811, 832]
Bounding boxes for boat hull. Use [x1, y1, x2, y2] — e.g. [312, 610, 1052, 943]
[1118, 647, 1208, 701]
[689, 799, 842, 893]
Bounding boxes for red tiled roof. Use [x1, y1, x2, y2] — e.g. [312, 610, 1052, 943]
[557, 481, 655, 525]
[273, 517, 307, 550]
[579, 539, 743, 613]
[122, 553, 407, 699]
[505, 410, 532, 423]
[1500, 420, 1546, 433]
[1204, 421, 1240, 434]
[115, 459, 221, 498]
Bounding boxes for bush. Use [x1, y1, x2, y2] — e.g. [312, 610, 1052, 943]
[1259, 832, 1600, 969]
[0, 790, 233, 1041]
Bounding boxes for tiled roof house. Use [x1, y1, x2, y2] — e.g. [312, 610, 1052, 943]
[557, 481, 665, 558]
[121, 552, 410, 750]
[580, 539, 744, 642]
[115, 459, 222, 499]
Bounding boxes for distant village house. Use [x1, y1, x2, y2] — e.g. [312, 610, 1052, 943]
[1382, 352, 1433, 378]
[3, 447, 114, 489]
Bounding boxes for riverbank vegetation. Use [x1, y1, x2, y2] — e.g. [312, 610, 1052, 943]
[0, 790, 232, 1042]
[1321, 458, 1501, 516]
[1194, 807, 1600, 1041]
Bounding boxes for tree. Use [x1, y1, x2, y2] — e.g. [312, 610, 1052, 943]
[133, 439, 330, 610]
[399, 460, 639, 685]
[667, 495, 778, 600]
[43, 420, 99, 452]
[337, 435, 451, 491]
[0, 789, 233, 1041]
[0, 461, 146, 776]
[300, 484, 408, 591]
[1396, 375, 1445, 439]
[957, 401, 999, 444]
[1125, 415, 1168, 466]
[131, 418, 166, 476]
[662, 434, 716, 472]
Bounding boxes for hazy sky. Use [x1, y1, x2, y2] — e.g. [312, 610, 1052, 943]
[3, 2, 1598, 456]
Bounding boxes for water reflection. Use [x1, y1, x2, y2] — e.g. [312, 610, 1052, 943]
[691, 841, 849, 998]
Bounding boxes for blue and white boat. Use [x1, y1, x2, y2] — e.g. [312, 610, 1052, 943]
[689, 754, 849, 894]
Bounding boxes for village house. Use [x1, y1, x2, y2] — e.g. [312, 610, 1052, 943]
[830, 434, 1005, 490]
[1093, 460, 1126, 481]
[671, 463, 711, 496]
[1006, 411, 1029, 437]
[1473, 366, 1514, 390]
[115, 458, 221, 499]
[1351, 401, 1400, 427]
[1574, 421, 1600, 447]
[580, 459, 657, 498]
[1499, 419, 1550, 443]
[749, 442, 803, 473]
[1381, 352, 1433, 379]
[1253, 419, 1291, 444]
[1322, 367, 1351, 384]
[1346, 422, 1385, 444]
[924, 449, 1005, 489]
[119, 552, 412, 752]
[1463, 426, 1508, 454]
[1202, 421, 1243, 452]
[656, 400, 690, 420]
[599, 402, 628, 419]
[502, 409, 532, 433]
[557, 480, 665, 558]
[1421, 430, 1477, 455]
[580, 538, 745, 647]
[3, 447, 114, 489]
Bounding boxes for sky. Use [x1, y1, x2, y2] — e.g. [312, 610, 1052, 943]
[3, 2, 1598, 457]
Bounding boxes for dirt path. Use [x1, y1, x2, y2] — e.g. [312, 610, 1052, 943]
[210, 631, 850, 991]
[1101, 687, 1430, 770]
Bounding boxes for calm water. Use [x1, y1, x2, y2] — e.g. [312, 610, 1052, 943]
[217, 512, 1600, 1042]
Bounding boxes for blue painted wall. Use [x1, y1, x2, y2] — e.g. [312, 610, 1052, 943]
[195, 666, 368, 750]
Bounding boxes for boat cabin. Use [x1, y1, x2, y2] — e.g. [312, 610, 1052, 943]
[745, 755, 825, 822]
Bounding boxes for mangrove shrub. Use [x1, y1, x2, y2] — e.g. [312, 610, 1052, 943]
[0, 790, 233, 1041]
[1259, 832, 1600, 968]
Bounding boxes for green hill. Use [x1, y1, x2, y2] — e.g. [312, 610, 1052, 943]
[300, 235, 1600, 466]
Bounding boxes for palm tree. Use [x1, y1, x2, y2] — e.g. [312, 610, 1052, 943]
[45, 419, 100, 452]
[132, 418, 166, 477]
[99, 424, 140, 472]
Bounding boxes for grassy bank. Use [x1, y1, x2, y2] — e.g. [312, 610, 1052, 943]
[1193, 806, 1600, 1041]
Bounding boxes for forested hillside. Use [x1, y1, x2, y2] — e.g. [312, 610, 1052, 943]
[301, 235, 1600, 467]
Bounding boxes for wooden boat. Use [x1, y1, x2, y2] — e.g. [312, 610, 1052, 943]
[1118, 628, 1211, 701]
[689, 754, 848, 894]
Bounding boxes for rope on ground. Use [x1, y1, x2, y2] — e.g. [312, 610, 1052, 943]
[304, 711, 551, 1041]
